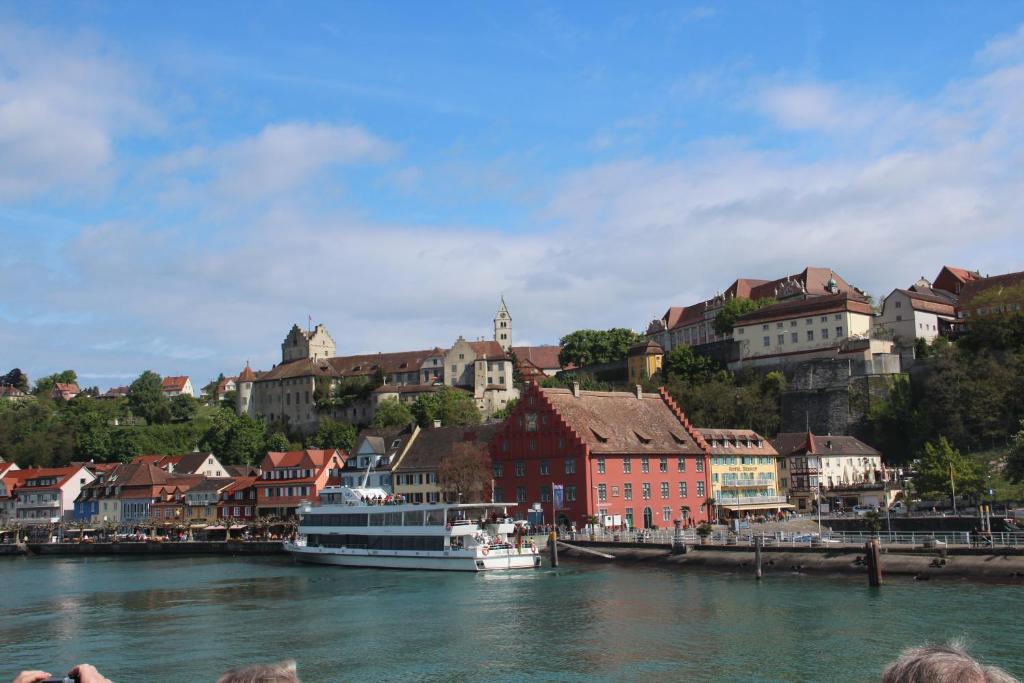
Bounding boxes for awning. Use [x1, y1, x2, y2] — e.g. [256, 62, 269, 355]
[229, 524, 248, 530]
[205, 525, 226, 531]
[721, 502, 796, 511]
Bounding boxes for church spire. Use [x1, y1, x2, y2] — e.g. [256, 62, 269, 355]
[494, 296, 512, 351]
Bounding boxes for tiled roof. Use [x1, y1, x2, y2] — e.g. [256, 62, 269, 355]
[0, 386, 27, 398]
[540, 387, 704, 455]
[223, 476, 259, 494]
[261, 449, 346, 470]
[174, 452, 221, 475]
[628, 340, 663, 356]
[771, 432, 881, 458]
[372, 384, 441, 394]
[256, 348, 447, 383]
[161, 376, 190, 392]
[238, 364, 258, 382]
[958, 270, 1024, 309]
[511, 346, 564, 370]
[394, 423, 503, 472]
[467, 341, 508, 359]
[53, 383, 80, 394]
[697, 428, 778, 455]
[735, 292, 872, 326]
[895, 289, 956, 316]
[185, 477, 236, 494]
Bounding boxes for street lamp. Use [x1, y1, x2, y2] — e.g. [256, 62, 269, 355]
[814, 486, 822, 536]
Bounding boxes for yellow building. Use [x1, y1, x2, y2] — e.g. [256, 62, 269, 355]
[627, 340, 663, 384]
[698, 428, 790, 519]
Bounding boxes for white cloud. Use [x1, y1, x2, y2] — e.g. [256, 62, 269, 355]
[0, 23, 157, 201]
[976, 23, 1024, 64]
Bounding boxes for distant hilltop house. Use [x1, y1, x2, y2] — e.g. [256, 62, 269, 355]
[873, 266, 979, 351]
[0, 385, 30, 402]
[214, 376, 238, 399]
[236, 298, 566, 432]
[50, 382, 81, 401]
[160, 375, 194, 398]
[99, 386, 130, 400]
[955, 269, 1024, 327]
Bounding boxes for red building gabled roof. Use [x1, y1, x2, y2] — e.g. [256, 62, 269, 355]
[238, 363, 258, 382]
[260, 449, 347, 471]
[468, 340, 508, 359]
[161, 376, 190, 392]
[933, 265, 980, 295]
[511, 346, 564, 371]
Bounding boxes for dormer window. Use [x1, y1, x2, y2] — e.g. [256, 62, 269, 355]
[633, 430, 651, 445]
[590, 428, 609, 443]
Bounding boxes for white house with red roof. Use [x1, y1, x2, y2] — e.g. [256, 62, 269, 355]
[161, 375, 195, 397]
[256, 449, 347, 517]
[50, 382, 81, 401]
[11, 465, 95, 524]
[0, 462, 23, 521]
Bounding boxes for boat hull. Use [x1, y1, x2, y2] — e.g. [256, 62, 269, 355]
[284, 543, 542, 572]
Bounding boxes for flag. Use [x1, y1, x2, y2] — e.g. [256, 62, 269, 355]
[553, 484, 564, 511]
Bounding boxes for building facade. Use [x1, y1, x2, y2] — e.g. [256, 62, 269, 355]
[874, 286, 956, 347]
[256, 449, 347, 517]
[772, 433, 889, 512]
[160, 376, 195, 398]
[391, 423, 502, 504]
[11, 465, 95, 524]
[698, 429, 787, 519]
[490, 383, 712, 530]
[627, 340, 663, 384]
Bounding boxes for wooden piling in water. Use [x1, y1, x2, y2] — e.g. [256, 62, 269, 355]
[548, 532, 559, 568]
[755, 536, 763, 580]
[865, 539, 882, 587]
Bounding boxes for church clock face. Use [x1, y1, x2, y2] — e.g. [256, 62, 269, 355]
[525, 413, 538, 432]
[500, 313, 506, 318]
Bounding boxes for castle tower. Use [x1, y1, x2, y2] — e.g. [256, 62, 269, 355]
[236, 362, 257, 417]
[494, 297, 512, 351]
[281, 323, 336, 363]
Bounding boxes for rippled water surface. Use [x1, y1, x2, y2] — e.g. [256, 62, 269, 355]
[2, 556, 1022, 682]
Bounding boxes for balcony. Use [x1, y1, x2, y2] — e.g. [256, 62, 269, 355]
[718, 496, 788, 507]
[720, 481, 775, 489]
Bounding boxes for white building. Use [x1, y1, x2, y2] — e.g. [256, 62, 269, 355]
[11, 465, 96, 524]
[874, 283, 956, 347]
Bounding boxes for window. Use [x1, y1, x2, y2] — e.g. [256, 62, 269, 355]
[515, 487, 526, 503]
[598, 484, 607, 501]
[791, 332, 798, 343]
[566, 485, 577, 502]
[821, 328, 829, 339]
[820, 315, 828, 322]
[624, 483, 633, 500]
[778, 334, 785, 345]
[623, 457, 632, 474]
[776, 322, 783, 329]
[642, 483, 651, 500]
[494, 486, 504, 501]
[835, 313, 842, 320]
[597, 457, 606, 474]
[540, 485, 551, 503]
[564, 458, 576, 475]
[790, 320, 797, 327]
[895, 301, 902, 308]
[762, 324, 769, 331]
[493, 463, 503, 478]
[641, 457, 650, 473]
[697, 481, 705, 497]
[696, 459, 704, 473]
[806, 330, 814, 341]
[678, 481, 688, 498]
[659, 458, 668, 472]
[677, 457, 686, 472]
[660, 482, 669, 499]
[539, 459, 549, 476]
[663, 506, 672, 522]
[806, 318, 813, 325]
[515, 461, 525, 477]
[763, 336, 770, 347]
[611, 485, 619, 498]
[625, 508, 634, 525]
[836, 326, 843, 337]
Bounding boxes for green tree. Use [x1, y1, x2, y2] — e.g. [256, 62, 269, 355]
[913, 437, 983, 504]
[265, 431, 291, 453]
[128, 371, 171, 424]
[33, 369, 78, 397]
[558, 328, 644, 368]
[1, 368, 29, 392]
[662, 345, 719, 384]
[491, 398, 518, 421]
[411, 386, 482, 428]
[1007, 420, 1024, 484]
[713, 297, 776, 336]
[200, 411, 268, 465]
[169, 394, 198, 422]
[371, 398, 415, 428]
[308, 417, 358, 452]
[539, 373, 613, 392]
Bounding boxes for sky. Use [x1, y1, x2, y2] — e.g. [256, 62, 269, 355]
[2, 2, 1024, 390]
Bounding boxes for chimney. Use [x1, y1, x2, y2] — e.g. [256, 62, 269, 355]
[571, 382, 580, 398]
[433, 419, 442, 429]
[635, 384, 643, 399]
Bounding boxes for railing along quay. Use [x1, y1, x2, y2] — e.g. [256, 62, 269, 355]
[567, 529, 1024, 549]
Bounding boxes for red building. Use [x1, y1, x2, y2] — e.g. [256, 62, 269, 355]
[217, 476, 259, 522]
[256, 449, 347, 517]
[491, 383, 711, 530]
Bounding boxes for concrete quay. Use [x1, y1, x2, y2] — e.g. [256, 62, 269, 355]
[1, 541, 286, 557]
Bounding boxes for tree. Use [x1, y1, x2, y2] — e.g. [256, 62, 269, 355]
[507, 349, 526, 387]
[558, 328, 644, 368]
[200, 411, 268, 465]
[202, 374, 225, 401]
[662, 345, 719, 384]
[1, 368, 29, 392]
[713, 297, 775, 336]
[491, 398, 518, 421]
[169, 394, 198, 422]
[308, 417, 357, 452]
[265, 431, 291, 453]
[1007, 420, 1024, 484]
[370, 398, 415, 429]
[913, 437, 983, 504]
[33, 369, 78, 397]
[128, 371, 171, 424]
[411, 387, 482, 428]
[438, 442, 492, 502]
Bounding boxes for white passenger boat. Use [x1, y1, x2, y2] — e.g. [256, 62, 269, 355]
[284, 485, 542, 572]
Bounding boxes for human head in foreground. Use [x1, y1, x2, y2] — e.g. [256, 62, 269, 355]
[216, 660, 300, 683]
[881, 643, 1018, 683]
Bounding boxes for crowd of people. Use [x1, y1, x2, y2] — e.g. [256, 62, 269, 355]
[10, 643, 1020, 682]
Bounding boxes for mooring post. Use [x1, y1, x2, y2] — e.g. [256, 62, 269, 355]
[866, 539, 882, 587]
[755, 535, 763, 580]
[548, 531, 559, 568]
[671, 519, 686, 555]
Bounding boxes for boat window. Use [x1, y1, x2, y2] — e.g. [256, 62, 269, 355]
[369, 513, 387, 526]
[425, 509, 445, 525]
[385, 512, 402, 526]
[403, 510, 424, 526]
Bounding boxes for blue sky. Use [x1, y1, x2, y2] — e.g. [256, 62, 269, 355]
[2, 2, 1024, 390]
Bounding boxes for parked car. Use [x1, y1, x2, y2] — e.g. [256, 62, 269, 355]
[889, 501, 908, 514]
[853, 505, 877, 517]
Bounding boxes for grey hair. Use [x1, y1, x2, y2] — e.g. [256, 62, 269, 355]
[216, 660, 300, 683]
[881, 642, 1018, 683]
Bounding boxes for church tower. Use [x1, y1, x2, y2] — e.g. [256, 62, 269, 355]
[494, 297, 512, 351]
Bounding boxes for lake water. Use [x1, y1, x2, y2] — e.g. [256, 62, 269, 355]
[2, 556, 1021, 682]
